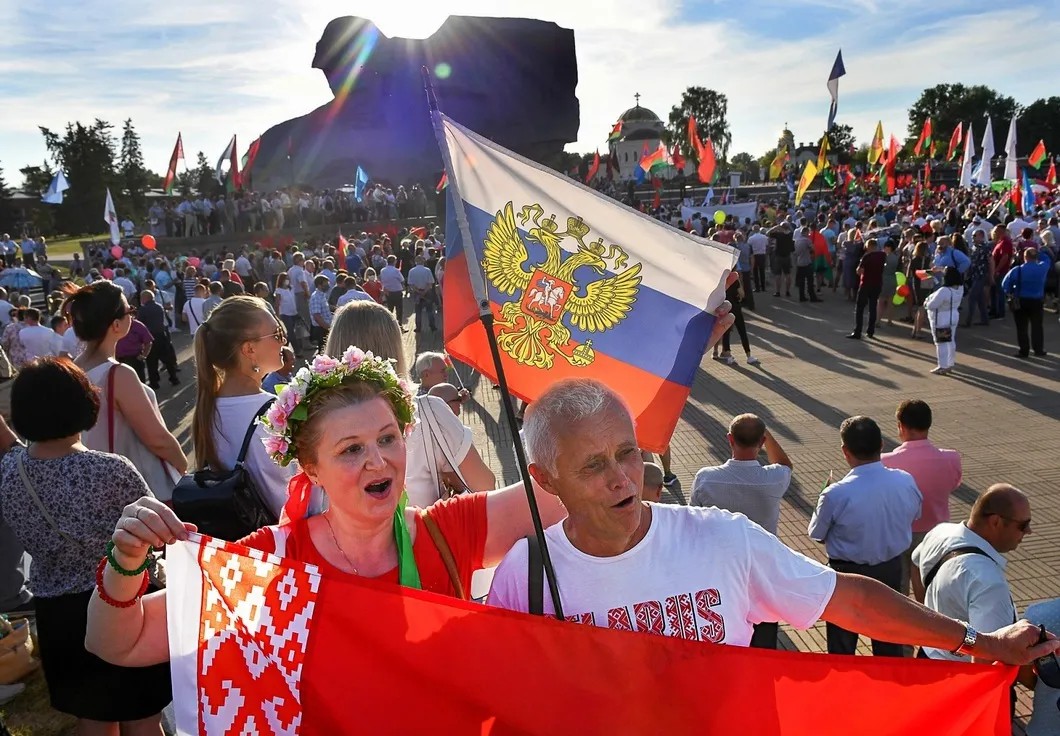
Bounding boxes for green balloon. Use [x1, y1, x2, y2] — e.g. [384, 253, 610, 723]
[713, 210, 726, 225]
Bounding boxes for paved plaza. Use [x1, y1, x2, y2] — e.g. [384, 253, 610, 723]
[158, 291, 1059, 729]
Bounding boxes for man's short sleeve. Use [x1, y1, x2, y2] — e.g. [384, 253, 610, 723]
[807, 488, 834, 542]
[744, 521, 836, 629]
[486, 538, 531, 613]
[422, 396, 473, 470]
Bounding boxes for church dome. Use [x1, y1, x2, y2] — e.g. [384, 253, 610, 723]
[619, 105, 662, 124]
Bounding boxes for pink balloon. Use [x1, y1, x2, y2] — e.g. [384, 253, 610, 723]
[102, 268, 114, 280]
[187, 257, 201, 268]
[111, 245, 123, 260]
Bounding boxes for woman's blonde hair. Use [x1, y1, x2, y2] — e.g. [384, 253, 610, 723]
[192, 296, 274, 470]
[324, 301, 407, 377]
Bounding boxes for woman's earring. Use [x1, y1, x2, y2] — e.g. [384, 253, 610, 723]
[252, 365, 261, 374]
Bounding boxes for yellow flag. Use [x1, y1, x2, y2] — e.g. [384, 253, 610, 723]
[769, 146, 788, 180]
[795, 160, 818, 205]
[816, 136, 830, 171]
[868, 121, 884, 165]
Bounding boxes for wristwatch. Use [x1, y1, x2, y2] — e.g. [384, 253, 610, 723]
[951, 621, 978, 656]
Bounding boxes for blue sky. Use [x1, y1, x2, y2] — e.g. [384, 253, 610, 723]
[1, 0, 1055, 187]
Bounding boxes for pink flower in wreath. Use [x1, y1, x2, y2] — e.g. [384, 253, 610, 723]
[342, 346, 366, 369]
[278, 385, 303, 415]
[311, 355, 341, 375]
[265, 403, 288, 433]
[262, 435, 289, 458]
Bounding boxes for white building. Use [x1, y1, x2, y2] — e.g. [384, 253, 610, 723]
[608, 97, 694, 181]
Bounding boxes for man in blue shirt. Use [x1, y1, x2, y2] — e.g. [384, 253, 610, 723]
[1002, 246, 1053, 358]
[932, 235, 970, 277]
[809, 416, 922, 657]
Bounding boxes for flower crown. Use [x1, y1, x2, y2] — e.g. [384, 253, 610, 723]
[259, 347, 416, 467]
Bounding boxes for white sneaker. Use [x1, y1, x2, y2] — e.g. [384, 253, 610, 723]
[723, 354, 736, 366]
[746, 355, 760, 365]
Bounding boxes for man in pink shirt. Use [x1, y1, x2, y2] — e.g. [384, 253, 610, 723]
[881, 399, 962, 595]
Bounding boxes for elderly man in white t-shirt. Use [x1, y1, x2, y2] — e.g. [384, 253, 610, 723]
[487, 379, 1056, 665]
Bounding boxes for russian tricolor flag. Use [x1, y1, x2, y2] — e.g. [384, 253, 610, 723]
[438, 115, 736, 452]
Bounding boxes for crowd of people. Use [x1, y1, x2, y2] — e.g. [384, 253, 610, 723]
[139, 183, 435, 239]
[0, 180, 1055, 735]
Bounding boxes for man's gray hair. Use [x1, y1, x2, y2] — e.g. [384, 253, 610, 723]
[413, 351, 446, 378]
[523, 379, 631, 474]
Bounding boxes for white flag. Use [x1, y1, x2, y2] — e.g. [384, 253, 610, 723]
[977, 117, 995, 185]
[1003, 117, 1019, 181]
[41, 170, 69, 205]
[959, 122, 976, 188]
[103, 188, 120, 245]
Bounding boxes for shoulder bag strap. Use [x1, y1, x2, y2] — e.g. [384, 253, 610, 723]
[17, 453, 78, 546]
[415, 397, 441, 498]
[417, 395, 471, 490]
[923, 546, 993, 591]
[107, 364, 117, 453]
[237, 398, 276, 465]
[418, 509, 466, 600]
[527, 533, 544, 616]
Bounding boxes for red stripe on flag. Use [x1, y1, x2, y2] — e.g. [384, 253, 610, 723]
[188, 534, 1016, 736]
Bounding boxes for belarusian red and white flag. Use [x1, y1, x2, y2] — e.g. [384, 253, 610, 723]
[166, 532, 1014, 735]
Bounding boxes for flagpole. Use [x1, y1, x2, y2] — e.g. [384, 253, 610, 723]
[421, 67, 565, 619]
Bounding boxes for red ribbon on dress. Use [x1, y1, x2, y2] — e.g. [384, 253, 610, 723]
[280, 470, 313, 524]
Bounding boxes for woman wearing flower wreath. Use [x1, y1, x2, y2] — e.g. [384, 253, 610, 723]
[85, 348, 569, 665]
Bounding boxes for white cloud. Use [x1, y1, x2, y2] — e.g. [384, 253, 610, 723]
[0, 0, 1056, 183]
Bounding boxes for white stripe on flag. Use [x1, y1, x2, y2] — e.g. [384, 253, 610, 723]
[167, 535, 205, 736]
[441, 115, 735, 314]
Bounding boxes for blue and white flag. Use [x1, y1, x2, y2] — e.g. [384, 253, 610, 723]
[826, 50, 846, 130]
[702, 187, 715, 206]
[1022, 168, 1035, 216]
[353, 166, 370, 202]
[41, 170, 69, 205]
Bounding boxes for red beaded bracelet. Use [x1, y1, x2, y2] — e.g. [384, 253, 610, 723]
[95, 557, 149, 609]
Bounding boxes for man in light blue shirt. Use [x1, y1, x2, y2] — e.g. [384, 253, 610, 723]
[809, 415, 922, 657]
[932, 235, 970, 275]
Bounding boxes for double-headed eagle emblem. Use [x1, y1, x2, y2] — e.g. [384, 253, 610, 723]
[482, 201, 642, 369]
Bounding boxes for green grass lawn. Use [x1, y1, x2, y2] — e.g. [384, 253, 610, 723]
[0, 669, 75, 736]
[43, 235, 99, 261]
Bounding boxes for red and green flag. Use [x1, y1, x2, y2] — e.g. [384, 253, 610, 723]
[1028, 140, 1047, 169]
[240, 137, 261, 188]
[913, 118, 932, 157]
[946, 122, 963, 162]
[640, 142, 668, 173]
[1047, 160, 1057, 188]
[162, 132, 184, 195]
[435, 172, 448, 192]
[607, 120, 623, 142]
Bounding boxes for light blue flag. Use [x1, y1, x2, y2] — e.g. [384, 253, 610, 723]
[702, 187, 715, 206]
[1022, 168, 1035, 216]
[41, 170, 69, 204]
[354, 166, 370, 202]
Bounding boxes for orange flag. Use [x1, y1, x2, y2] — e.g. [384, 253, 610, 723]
[697, 138, 716, 184]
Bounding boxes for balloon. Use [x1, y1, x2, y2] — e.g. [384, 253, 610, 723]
[141, 234, 156, 250]
[102, 268, 114, 280]
[110, 246, 123, 260]
[713, 210, 726, 225]
[187, 257, 201, 268]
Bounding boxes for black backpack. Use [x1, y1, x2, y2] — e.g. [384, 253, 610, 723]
[172, 399, 278, 541]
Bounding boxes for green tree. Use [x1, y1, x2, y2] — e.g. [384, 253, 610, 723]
[0, 163, 16, 235]
[19, 164, 52, 195]
[119, 118, 150, 216]
[193, 151, 218, 197]
[39, 119, 118, 234]
[906, 84, 1020, 157]
[728, 152, 758, 182]
[664, 87, 732, 162]
[825, 124, 856, 164]
[1018, 97, 1060, 159]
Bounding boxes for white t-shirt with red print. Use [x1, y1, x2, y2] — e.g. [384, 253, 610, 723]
[488, 504, 836, 646]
